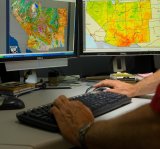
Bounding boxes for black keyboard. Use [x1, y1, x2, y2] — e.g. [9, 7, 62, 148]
[16, 91, 131, 132]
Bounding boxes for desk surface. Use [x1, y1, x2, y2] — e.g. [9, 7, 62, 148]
[0, 83, 151, 149]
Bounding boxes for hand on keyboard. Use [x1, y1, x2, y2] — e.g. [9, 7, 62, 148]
[50, 95, 94, 147]
[16, 90, 131, 132]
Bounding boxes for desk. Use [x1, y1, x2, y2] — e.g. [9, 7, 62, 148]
[0, 82, 151, 149]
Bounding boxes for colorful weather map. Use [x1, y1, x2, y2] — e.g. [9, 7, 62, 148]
[85, 0, 160, 49]
[10, 0, 68, 53]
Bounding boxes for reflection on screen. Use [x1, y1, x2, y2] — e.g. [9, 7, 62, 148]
[83, 0, 160, 53]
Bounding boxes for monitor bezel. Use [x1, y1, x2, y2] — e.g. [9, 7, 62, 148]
[0, 0, 78, 62]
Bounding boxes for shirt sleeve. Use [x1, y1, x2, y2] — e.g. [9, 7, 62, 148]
[150, 84, 160, 113]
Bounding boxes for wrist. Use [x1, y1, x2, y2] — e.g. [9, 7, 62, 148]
[79, 122, 93, 149]
[128, 86, 137, 97]
[130, 84, 141, 97]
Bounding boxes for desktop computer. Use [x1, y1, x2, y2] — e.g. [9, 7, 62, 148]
[0, 0, 77, 82]
[0, 0, 79, 112]
[79, 0, 160, 73]
[0, 0, 77, 71]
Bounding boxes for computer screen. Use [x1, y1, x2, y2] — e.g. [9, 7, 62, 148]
[79, 0, 160, 72]
[0, 0, 77, 70]
[81, 0, 160, 55]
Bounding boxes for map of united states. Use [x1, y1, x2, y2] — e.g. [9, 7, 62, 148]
[86, 0, 160, 48]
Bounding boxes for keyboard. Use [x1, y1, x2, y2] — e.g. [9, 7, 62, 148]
[16, 91, 131, 132]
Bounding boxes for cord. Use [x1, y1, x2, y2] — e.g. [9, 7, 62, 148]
[85, 86, 94, 93]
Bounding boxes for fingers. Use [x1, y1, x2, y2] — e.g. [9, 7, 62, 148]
[50, 95, 68, 114]
[51, 106, 64, 122]
[94, 79, 117, 88]
[52, 95, 80, 115]
[53, 95, 69, 108]
[51, 95, 94, 121]
[51, 96, 70, 124]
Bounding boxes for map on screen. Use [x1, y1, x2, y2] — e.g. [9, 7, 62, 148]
[85, 0, 160, 50]
[9, 0, 68, 53]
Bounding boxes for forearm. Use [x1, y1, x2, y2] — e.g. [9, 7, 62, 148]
[132, 70, 160, 97]
[85, 104, 160, 149]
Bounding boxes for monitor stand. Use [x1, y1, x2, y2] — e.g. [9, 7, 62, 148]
[112, 56, 126, 73]
[4, 58, 68, 84]
[24, 70, 38, 84]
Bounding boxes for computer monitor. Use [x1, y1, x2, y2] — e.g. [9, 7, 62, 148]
[79, 0, 160, 72]
[0, 0, 77, 74]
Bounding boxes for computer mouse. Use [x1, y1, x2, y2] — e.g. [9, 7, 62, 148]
[0, 96, 25, 110]
[95, 87, 109, 92]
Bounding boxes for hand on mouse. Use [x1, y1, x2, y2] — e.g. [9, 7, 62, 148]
[94, 79, 135, 97]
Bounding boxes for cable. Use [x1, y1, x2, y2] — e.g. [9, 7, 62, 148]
[85, 86, 94, 93]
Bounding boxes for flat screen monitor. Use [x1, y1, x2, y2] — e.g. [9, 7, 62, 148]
[0, 0, 77, 71]
[80, 0, 160, 72]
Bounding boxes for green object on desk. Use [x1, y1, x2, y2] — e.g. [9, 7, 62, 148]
[110, 72, 137, 83]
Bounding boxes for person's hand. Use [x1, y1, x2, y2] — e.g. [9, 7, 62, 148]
[50, 95, 94, 147]
[94, 79, 135, 97]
